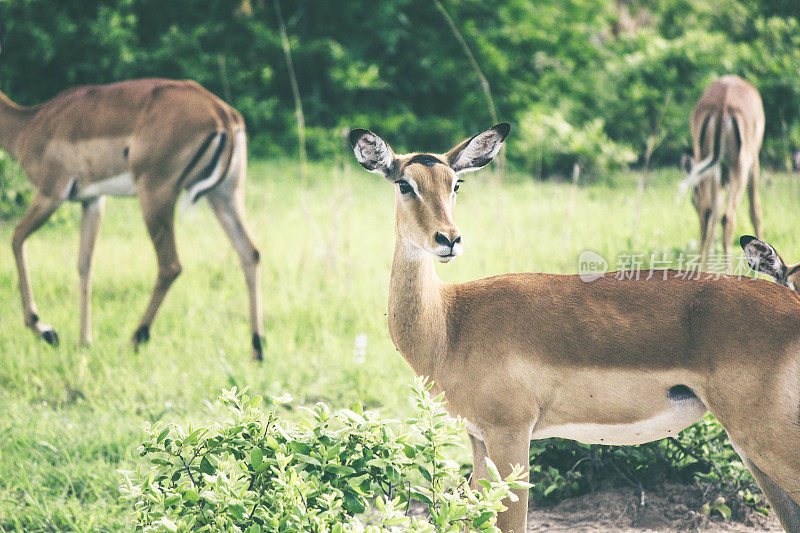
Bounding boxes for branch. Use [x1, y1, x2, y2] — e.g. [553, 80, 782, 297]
[272, 0, 307, 183]
[432, 0, 505, 177]
[178, 453, 208, 521]
[217, 54, 233, 103]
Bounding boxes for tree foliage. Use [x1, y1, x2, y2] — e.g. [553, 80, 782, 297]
[0, 0, 798, 176]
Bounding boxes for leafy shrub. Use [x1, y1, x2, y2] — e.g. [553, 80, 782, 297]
[527, 414, 765, 519]
[513, 106, 637, 181]
[0, 150, 30, 222]
[120, 378, 530, 532]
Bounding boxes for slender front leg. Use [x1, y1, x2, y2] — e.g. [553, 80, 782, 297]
[78, 196, 105, 345]
[748, 155, 763, 239]
[700, 178, 721, 271]
[134, 182, 181, 349]
[481, 426, 533, 533]
[206, 185, 264, 361]
[469, 433, 489, 489]
[729, 438, 800, 532]
[721, 164, 748, 273]
[12, 193, 63, 345]
[745, 458, 800, 533]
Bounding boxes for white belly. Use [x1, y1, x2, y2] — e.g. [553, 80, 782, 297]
[465, 397, 706, 446]
[76, 172, 136, 199]
[531, 400, 707, 446]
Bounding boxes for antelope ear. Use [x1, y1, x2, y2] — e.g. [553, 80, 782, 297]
[740, 235, 788, 282]
[349, 128, 397, 179]
[446, 123, 510, 173]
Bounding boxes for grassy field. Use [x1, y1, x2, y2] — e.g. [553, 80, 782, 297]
[1, 159, 800, 531]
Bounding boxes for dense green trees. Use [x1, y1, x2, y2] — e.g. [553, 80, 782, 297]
[0, 0, 798, 177]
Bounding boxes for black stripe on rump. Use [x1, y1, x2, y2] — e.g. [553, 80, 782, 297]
[181, 131, 227, 202]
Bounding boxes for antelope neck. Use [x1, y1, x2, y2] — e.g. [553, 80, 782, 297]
[388, 224, 448, 380]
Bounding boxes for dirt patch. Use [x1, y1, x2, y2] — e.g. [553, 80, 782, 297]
[526, 483, 781, 532]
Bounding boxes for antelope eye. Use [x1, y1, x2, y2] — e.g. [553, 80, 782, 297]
[454, 179, 463, 193]
[397, 180, 413, 194]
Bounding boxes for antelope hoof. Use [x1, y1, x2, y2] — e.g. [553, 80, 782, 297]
[252, 333, 264, 362]
[133, 325, 150, 350]
[41, 327, 59, 347]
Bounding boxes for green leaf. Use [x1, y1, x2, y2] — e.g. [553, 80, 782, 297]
[409, 489, 432, 505]
[714, 504, 732, 520]
[199, 456, 215, 475]
[247, 395, 263, 409]
[157, 428, 170, 444]
[485, 457, 501, 482]
[418, 465, 432, 482]
[160, 517, 178, 532]
[294, 453, 321, 467]
[251, 447, 263, 469]
[229, 503, 246, 520]
[343, 491, 366, 514]
[472, 511, 494, 528]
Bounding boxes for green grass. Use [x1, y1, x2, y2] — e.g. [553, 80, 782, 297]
[1, 159, 800, 530]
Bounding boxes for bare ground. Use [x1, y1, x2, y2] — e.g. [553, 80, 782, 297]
[527, 483, 782, 532]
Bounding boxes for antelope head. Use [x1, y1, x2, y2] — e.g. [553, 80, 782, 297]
[740, 235, 800, 290]
[348, 123, 510, 262]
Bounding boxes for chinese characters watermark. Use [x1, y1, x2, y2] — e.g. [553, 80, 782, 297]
[578, 251, 759, 282]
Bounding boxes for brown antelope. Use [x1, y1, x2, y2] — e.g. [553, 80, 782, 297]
[679, 75, 765, 272]
[350, 124, 800, 532]
[0, 79, 264, 359]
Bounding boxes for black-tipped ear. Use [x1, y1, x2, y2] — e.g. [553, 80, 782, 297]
[446, 123, 510, 173]
[739, 235, 757, 248]
[348, 128, 370, 148]
[348, 128, 397, 178]
[740, 235, 788, 282]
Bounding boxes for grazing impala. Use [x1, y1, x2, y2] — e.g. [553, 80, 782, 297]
[679, 75, 765, 272]
[350, 124, 800, 532]
[0, 79, 264, 359]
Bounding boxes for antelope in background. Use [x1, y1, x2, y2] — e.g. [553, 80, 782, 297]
[350, 124, 800, 533]
[679, 75, 765, 272]
[0, 79, 265, 360]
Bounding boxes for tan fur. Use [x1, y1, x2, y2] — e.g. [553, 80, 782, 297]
[1, 79, 264, 359]
[353, 126, 800, 533]
[684, 75, 765, 272]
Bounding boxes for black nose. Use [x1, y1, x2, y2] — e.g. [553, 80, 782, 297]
[435, 232, 461, 247]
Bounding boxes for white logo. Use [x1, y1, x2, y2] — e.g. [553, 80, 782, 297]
[579, 250, 608, 282]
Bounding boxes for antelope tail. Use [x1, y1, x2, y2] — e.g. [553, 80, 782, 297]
[679, 108, 728, 192]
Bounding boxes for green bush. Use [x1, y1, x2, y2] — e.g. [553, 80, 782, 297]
[527, 414, 765, 519]
[2, 1, 799, 170]
[514, 106, 637, 180]
[0, 150, 30, 222]
[120, 378, 530, 532]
